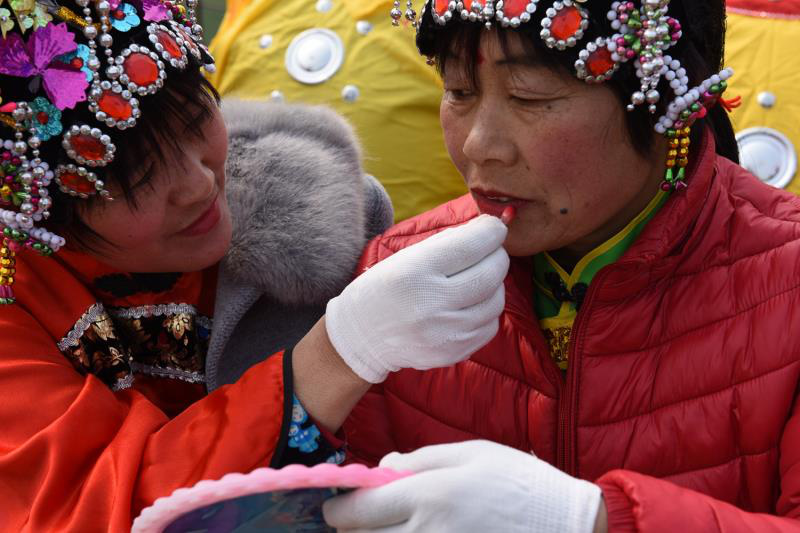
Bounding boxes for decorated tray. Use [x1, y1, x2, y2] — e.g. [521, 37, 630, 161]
[131, 463, 411, 533]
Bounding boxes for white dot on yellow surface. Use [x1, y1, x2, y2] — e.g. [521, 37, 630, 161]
[270, 90, 285, 102]
[259, 34, 273, 49]
[342, 84, 360, 102]
[356, 21, 373, 35]
[757, 91, 776, 109]
[316, 0, 333, 12]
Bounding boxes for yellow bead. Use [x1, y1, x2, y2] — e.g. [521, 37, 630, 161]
[668, 150, 678, 158]
[669, 139, 680, 148]
[679, 148, 689, 157]
[666, 160, 676, 168]
[678, 157, 689, 166]
[680, 138, 690, 147]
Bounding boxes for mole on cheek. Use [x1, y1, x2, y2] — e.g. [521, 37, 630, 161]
[560, 208, 569, 215]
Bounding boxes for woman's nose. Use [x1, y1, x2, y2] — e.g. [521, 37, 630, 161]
[168, 155, 217, 207]
[461, 105, 517, 167]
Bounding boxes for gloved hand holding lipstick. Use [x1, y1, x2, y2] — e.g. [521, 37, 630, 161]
[325, 214, 511, 384]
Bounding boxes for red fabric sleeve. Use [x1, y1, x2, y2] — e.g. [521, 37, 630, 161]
[597, 395, 800, 532]
[0, 306, 287, 532]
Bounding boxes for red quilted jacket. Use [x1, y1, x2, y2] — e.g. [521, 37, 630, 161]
[343, 133, 800, 531]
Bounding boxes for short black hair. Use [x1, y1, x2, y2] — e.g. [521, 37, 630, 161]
[416, 0, 738, 162]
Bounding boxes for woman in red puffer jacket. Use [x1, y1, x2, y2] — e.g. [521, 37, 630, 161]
[321, 0, 800, 532]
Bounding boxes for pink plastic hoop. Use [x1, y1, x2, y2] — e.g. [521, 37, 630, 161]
[132, 463, 411, 533]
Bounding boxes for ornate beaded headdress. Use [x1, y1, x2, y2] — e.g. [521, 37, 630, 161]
[0, 0, 214, 304]
[392, 0, 740, 192]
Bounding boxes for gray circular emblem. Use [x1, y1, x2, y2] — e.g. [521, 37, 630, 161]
[737, 127, 797, 189]
[285, 28, 344, 85]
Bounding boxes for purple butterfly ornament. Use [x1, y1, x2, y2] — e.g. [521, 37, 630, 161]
[0, 22, 89, 110]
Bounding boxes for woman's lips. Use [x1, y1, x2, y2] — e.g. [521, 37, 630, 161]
[179, 195, 221, 237]
[471, 189, 530, 220]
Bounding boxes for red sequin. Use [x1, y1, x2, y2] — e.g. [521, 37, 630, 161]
[69, 135, 106, 161]
[70, 57, 84, 70]
[97, 91, 133, 121]
[434, 0, 449, 15]
[550, 6, 582, 40]
[113, 9, 125, 19]
[156, 30, 182, 59]
[586, 47, 614, 76]
[124, 53, 159, 85]
[36, 112, 49, 125]
[59, 172, 96, 194]
[502, 0, 530, 17]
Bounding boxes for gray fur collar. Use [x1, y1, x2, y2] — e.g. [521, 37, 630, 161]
[220, 100, 371, 307]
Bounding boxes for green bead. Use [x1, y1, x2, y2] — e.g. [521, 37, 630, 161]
[720, 81, 728, 90]
[710, 84, 720, 94]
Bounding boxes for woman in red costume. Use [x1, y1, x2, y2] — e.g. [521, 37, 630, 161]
[0, 0, 512, 529]
[323, 0, 800, 531]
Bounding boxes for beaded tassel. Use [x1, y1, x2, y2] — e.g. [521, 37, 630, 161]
[0, 239, 15, 304]
[661, 126, 690, 191]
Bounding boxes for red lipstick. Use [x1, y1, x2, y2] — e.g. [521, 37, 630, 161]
[471, 188, 529, 221]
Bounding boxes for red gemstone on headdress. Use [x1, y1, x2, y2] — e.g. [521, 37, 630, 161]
[551, 6, 582, 40]
[69, 135, 106, 161]
[36, 112, 49, 125]
[156, 30, 182, 59]
[434, 0, 449, 15]
[503, 0, 530, 17]
[98, 91, 133, 121]
[586, 47, 614, 76]
[59, 172, 96, 194]
[113, 9, 125, 19]
[124, 53, 159, 85]
[70, 57, 84, 70]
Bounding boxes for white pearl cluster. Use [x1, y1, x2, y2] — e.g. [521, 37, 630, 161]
[0, 135, 64, 252]
[654, 67, 734, 134]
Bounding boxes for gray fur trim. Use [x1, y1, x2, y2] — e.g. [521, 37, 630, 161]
[221, 99, 373, 307]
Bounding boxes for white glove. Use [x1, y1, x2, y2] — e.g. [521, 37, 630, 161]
[326, 215, 509, 383]
[323, 440, 603, 533]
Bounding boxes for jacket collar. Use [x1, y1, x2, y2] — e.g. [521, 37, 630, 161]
[593, 130, 720, 301]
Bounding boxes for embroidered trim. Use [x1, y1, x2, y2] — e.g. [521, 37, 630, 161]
[129, 361, 205, 383]
[112, 373, 135, 391]
[57, 302, 108, 352]
[109, 303, 213, 329]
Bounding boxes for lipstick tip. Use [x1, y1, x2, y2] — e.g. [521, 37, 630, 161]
[501, 206, 516, 225]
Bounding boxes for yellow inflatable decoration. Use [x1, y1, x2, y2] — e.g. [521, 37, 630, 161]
[725, 1, 800, 191]
[208, 0, 466, 222]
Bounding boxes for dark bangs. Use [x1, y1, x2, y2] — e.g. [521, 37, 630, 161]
[415, 0, 738, 162]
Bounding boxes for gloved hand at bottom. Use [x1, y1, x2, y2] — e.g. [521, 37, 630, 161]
[323, 440, 603, 533]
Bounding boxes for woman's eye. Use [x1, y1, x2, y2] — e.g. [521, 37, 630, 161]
[444, 89, 474, 101]
[510, 95, 543, 106]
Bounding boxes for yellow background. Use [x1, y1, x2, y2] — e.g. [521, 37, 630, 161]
[724, 11, 800, 192]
